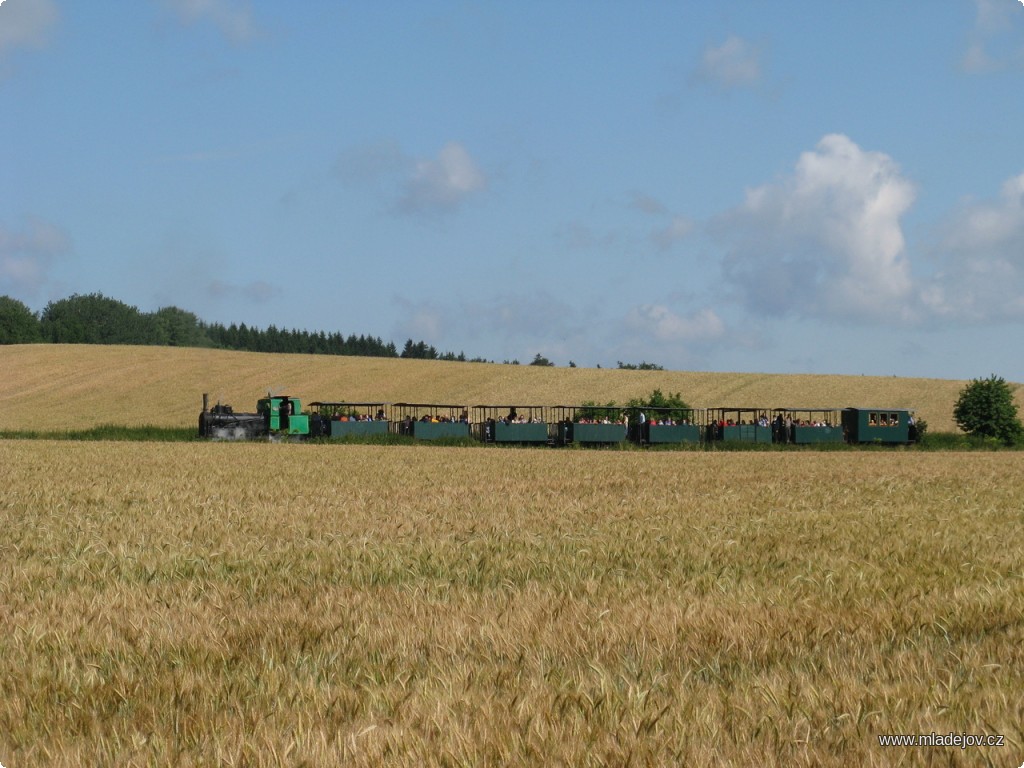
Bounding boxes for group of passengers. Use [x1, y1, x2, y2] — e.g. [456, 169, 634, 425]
[574, 414, 694, 426]
[395, 412, 470, 437]
[772, 413, 834, 429]
[868, 413, 902, 427]
[715, 417, 770, 427]
[416, 414, 469, 423]
[333, 410, 387, 422]
[499, 415, 542, 425]
[333, 411, 382, 423]
[770, 413, 837, 444]
[499, 409, 541, 425]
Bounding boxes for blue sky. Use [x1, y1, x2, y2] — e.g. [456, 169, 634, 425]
[3, 0, 1024, 380]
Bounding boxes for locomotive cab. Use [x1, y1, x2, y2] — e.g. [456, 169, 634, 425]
[257, 396, 310, 436]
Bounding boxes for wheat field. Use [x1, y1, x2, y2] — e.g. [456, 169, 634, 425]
[3, 345, 1022, 766]
[1, 440, 1021, 766]
[4, 344, 1017, 432]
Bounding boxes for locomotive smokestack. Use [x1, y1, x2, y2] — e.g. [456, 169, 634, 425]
[202, 393, 209, 413]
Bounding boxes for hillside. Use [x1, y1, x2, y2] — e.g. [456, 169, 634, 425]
[2, 344, 1015, 432]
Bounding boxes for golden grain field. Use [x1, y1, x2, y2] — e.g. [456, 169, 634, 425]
[2, 440, 1021, 767]
[3, 343, 1016, 432]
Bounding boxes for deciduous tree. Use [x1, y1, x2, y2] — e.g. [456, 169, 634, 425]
[0, 296, 42, 344]
[953, 374, 1022, 445]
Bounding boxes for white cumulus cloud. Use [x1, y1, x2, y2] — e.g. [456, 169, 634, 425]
[715, 133, 916, 323]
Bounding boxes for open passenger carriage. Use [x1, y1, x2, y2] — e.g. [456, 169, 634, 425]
[308, 402, 390, 438]
[631, 406, 704, 445]
[552, 405, 628, 446]
[392, 403, 471, 440]
[770, 408, 845, 444]
[706, 408, 772, 443]
[472, 405, 550, 444]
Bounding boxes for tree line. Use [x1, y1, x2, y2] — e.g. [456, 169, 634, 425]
[0, 292, 667, 368]
[0, 293, 464, 361]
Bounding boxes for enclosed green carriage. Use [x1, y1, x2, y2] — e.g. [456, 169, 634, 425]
[841, 407, 914, 444]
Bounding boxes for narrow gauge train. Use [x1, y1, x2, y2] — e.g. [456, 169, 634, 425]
[199, 394, 918, 445]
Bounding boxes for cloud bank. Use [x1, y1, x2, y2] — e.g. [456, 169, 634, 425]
[923, 172, 1024, 321]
